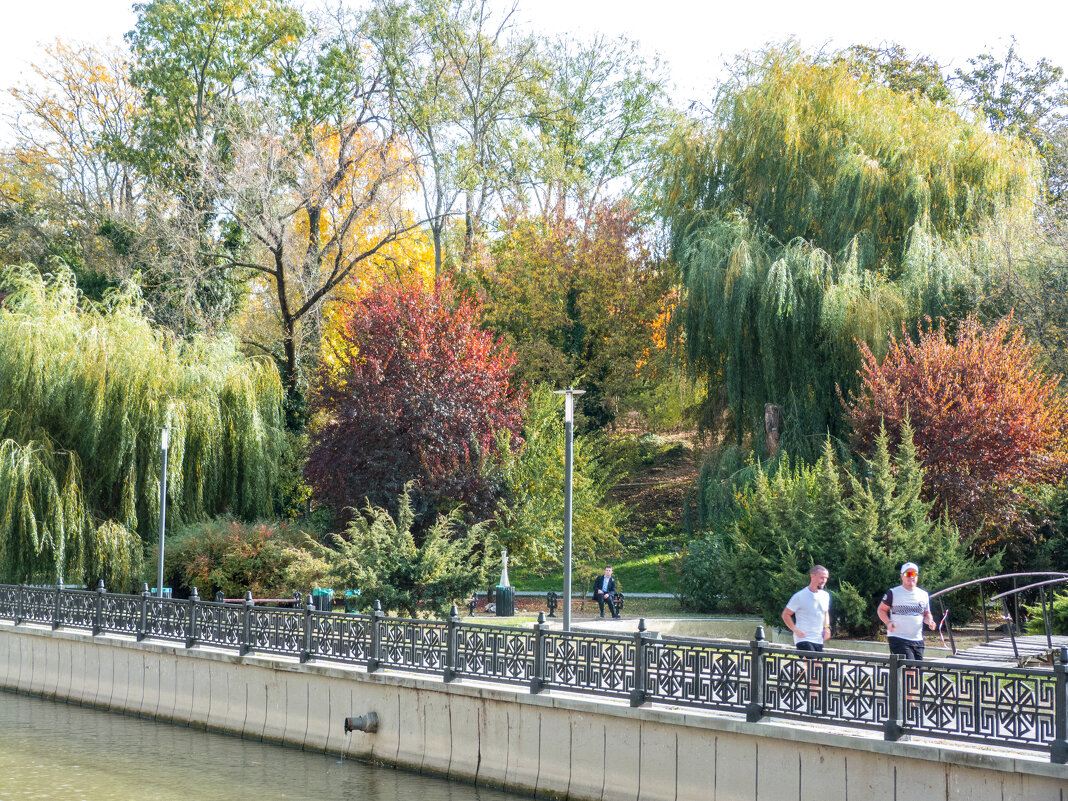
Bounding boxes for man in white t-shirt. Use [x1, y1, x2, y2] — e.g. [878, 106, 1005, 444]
[877, 561, 936, 660]
[781, 565, 831, 651]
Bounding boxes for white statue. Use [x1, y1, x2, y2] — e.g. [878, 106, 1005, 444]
[499, 549, 510, 588]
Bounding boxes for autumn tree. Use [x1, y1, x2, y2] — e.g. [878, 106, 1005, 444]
[481, 199, 670, 428]
[306, 277, 524, 530]
[953, 39, 1068, 207]
[658, 46, 1040, 455]
[848, 316, 1068, 551]
[205, 94, 419, 424]
[1, 41, 143, 293]
[368, 0, 536, 273]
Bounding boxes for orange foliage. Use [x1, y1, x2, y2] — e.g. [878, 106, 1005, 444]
[848, 316, 1068, 549]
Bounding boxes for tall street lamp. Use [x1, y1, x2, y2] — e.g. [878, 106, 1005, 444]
[156, 425, 170, 599]
[554, 387, 584, 631]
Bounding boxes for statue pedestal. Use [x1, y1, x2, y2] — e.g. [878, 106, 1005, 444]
[495, 585, 514, 617]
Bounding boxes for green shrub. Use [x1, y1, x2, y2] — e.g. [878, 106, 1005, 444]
[1024, 590, 1068, 635]
[164, 517, 327, 599]
[313, 484, 492, 619]
[676, 533, 731, 612]
[680, 422, 988, 634]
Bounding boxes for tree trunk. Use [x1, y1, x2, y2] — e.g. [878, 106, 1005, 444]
[765, 403, 783, 456]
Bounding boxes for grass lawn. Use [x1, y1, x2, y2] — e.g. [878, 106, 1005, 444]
[465, 594, 692, 623]
[510, 551, 681, 595]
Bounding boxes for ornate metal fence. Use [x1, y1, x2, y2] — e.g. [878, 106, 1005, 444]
[1, 582, 1066, 763]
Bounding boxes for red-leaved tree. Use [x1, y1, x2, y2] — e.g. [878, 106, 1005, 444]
[306, 278, 525, 529]
[848, 316, 1068, 551]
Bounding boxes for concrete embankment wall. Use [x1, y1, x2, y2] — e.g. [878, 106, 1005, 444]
[1, 621, 1065, 801]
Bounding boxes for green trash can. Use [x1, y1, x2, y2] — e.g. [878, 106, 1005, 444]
[312, 587, 334, 612]
[495, 585, 514, 617]
[344, 589, 360, 613]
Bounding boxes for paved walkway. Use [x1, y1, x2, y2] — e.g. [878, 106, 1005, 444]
[949, 634, 1068, 664]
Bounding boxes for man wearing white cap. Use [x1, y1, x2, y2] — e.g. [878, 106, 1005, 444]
[877, 562, 936, 660]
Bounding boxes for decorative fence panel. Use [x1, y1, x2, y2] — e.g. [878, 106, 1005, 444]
[904, 660, 1058, 750]
[761, 646, 889, 731]
[454, 622, 536, 686]
[642, 635, 751, 713]
[307, 611, 373, 666]
[1, 583, 1065, 763]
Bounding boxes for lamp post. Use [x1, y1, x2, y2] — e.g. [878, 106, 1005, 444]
[554, 387, 584, 631]
[156, 425, 170, 599]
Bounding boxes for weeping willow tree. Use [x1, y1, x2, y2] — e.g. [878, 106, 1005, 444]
[0, 267, 285, 588]
[658, 46, 1041, 454]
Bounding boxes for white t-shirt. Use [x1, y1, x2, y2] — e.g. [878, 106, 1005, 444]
[785, 587, 830, 645]
[881, 585, 931, 642]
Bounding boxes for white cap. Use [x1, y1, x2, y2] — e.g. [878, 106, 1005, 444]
[900, 562, 919, 574]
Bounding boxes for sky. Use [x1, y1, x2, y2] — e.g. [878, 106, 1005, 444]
[0, 0, 1065, 132]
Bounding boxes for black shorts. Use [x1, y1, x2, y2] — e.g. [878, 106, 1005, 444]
[887, 637, 924, 660]
[795, 641, 824, 652]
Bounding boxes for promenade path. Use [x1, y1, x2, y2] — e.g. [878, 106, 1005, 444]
[951, 633, 1068, 665]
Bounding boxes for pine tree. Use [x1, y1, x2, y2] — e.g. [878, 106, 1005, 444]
[685, 421, 983, 633]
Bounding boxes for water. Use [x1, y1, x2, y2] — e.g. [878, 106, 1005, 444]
[0, 692, 523, 801]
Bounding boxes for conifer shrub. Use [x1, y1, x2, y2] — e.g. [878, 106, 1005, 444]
[679, 423, 989, 635]
[310, 484, 491, 619]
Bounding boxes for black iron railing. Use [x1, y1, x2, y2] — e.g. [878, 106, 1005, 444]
[1, 581, 1066, 763]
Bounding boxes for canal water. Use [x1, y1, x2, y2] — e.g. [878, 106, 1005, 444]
[0, 691, 524, 801]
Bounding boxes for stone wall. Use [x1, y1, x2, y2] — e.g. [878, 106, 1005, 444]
[1, 621, 1065, 800]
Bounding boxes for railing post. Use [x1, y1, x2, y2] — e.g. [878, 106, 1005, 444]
[1041, 587, 1054, 650]
[746, 626, 765, 723]
[884, 653, 904, 741]
[1052, 647, 1068, 764]
[530, 612, 548, 694]
[979, 583, 989, 642]
[137, 583, 149, 642]
[52, 579, 64, 631]
[367, 600, 384, 673]
[629, 618, 650, 707]
[186, 587, 199, 648]
[15, 584, 24, 625]
[92, 579, 105, 636]
[239, 591, 253, 656]
[300, 596, 313, 664]
[444, 604, 460, 683]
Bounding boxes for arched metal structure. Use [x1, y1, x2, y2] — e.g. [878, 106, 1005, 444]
[928, 572, 1068, 658]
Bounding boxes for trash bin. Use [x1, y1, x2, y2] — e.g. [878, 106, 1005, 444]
[344, 589, 360, 613]
[495, 585, 514, 617]
[150, 587, 173, 598]
[312, 587, 334, 612]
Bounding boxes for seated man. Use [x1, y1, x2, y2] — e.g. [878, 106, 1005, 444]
[592, 566, 619, 618]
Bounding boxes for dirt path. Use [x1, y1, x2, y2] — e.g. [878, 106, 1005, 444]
[609, 433, 698, 539]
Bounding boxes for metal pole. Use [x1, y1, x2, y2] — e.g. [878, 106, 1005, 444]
[554, 387, 583, 632]
[563, 393, 574, 632]
[156, 426, 170, 599]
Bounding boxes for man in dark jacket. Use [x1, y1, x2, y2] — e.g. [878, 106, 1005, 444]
[593, 566, 619, 618]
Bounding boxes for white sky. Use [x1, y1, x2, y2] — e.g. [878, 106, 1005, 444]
[0, 0, 1065, 134]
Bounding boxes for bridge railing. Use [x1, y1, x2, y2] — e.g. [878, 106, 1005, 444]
[928, 571, 1068, 656]
[1, 581, 1066, 763]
